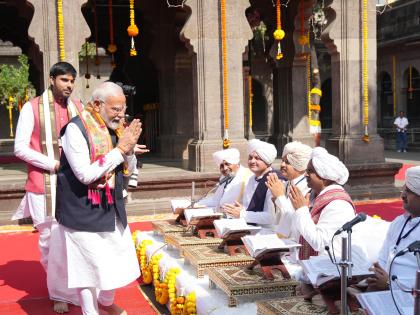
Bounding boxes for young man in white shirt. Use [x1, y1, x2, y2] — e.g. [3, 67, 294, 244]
[394, 110, 409, 152]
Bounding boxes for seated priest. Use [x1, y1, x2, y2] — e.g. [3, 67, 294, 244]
[288, 147, 362, 260]
[266, 141, 313, 239]
[221, 139, 283, 231]
[347, 166, 420, 307]
[197, 148, 252, 211]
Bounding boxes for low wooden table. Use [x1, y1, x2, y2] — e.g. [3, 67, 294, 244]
[256, 296, 329, 315]
[164, 233, 222, 257]
[152, 220, 186, 236]
[207, 265, 299, 307]
[183, 245, 254, 278]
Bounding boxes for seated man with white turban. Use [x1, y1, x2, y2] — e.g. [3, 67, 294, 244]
[222, 139, 283, 230]
[198, 148, 252, 211]
[266, 141, 312, 239]
[347, 166, 420, 309]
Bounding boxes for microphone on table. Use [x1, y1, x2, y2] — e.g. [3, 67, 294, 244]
[188, 174, 234, 208]
[395, 240, 420, 257]
[333, 212, 367, 236]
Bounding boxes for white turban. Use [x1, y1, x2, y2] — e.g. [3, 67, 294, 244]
[406, 166, 420, 196]
[212, 148, 240, 165]
[282, 141, 312, 172]
[311, 147, 349, 185]
[247, 139, 277, 165]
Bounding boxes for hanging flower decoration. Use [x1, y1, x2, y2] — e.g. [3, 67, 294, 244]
[93, 0, 101, 79]
[108, 0, 117, 68]
[392, 56, 397, 116]
[273, 0, 285, 60]
[57, 0, 65, 61]
[249, 74, 253, 130]
[298, 0, 308, 56]
[183, 291, 196, 315]
[170, 296, 185, 315]
[7, 96, 15, 138]
[362, 0, 369, 143]
[127, 0, 139, 56]
[408, 66, 413, 100]
[220, 0, 230, 148]
[137, 239, 154, 284]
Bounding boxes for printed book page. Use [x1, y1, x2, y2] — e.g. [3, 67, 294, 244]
[214, 218, 261, 237]
[357, 290, 413, 315]
[242, 234, 301, 258]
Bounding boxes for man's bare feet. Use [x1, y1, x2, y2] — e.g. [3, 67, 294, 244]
[53, 301, 69, 313]
[99, 303, 127, 315]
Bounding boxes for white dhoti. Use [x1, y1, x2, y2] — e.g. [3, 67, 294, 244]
[60, 219, 140, 290]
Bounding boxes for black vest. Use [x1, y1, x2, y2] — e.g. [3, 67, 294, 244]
[55, 116, 127, 232]
[246, 169, 284, 212]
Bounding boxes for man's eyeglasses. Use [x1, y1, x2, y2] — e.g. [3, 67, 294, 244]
[98, 100, 127, 114]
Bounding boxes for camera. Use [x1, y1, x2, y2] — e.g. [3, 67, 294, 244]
[115, 82, 136, 97]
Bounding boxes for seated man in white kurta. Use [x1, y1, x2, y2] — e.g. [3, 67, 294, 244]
[198, 148, 252, 212]
[266, 141, 312, 239]
[53, 82, 141, 315]
[221, 139, 283, 231]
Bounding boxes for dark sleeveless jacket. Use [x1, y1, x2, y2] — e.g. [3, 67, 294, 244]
[55, 116, 127, 232]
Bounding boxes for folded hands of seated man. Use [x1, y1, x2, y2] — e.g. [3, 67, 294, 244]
[220, 202, 243, 218]
[266, 173, 285, 198]
[289, 185, 309, 210]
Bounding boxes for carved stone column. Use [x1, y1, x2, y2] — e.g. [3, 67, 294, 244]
[322, 0, 401, 199]
[182, 0, 253, 171]
[28, 0, 90, 98]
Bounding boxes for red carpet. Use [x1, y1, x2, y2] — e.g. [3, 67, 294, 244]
[0, 222, 156, 315]
[355, 200, 404, 222]
[395, 164, 413, 181]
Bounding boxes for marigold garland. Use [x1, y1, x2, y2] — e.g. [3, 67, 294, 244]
[137, 239, 154, 284]
[57, 0, 65, 61]
[108, 0, 117, 68]
[220, 0, 230, 148]
[273, 0, 285, 60]
[392, 55, 397, 116]
[8, 96, 14, 138]
[362, 0, 369, 143]
[408, 65, 413, 99]
[183, 291, 196, 315]
[170, 296, 186, 315]
[127, 0, 139, 56]
[298, 0, 308, 55]
[248, 74, 253, 130]
[93, 0, 101, 79]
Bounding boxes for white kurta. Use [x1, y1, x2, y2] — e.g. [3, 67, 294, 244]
[274, 174, 310, 240]
[293, 185, 367, 262]
[55, 121, 140, 290]
[239, 168, 277, 231]
[12, 102, 57, 225]
[199, 165, 252, 211]
[377, 213, 420, 289]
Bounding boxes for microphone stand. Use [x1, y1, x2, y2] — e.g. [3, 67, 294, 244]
[337, 231, 353, 315]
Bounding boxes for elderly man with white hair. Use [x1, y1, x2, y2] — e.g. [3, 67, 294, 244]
[198, 148, 252, 211]
[52, 82, 141, 315]
[266, 141, 312, 239]
[222, 139, 283, 230]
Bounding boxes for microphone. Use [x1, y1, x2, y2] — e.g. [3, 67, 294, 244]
[334, 212, 367, 236]
[189, 175, 234, 208]
[218, 174, 233, 186]
[395, 240, 420, 257]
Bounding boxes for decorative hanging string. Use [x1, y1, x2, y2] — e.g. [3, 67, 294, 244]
[8, 96, 14, 138]
[107, 0, 117, 68]
[392, 55, 397, 116]
[221, 0, 230, 149]
[298, 0, 309, 56]
[309, 38, 322, 147]
[248, 74, 253, 130]
[57, 0, 65, 61]
[362, 0, 369, 143]
[408, 65, 413, 100]
[127, 0, 139, 56]
[273, 0, 285, 60]
[93, 0, 100, 79]
[85, 40, 91, 89]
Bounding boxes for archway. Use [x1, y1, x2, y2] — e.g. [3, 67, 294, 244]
[403, 67, 420, 127]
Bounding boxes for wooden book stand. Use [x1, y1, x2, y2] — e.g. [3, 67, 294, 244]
[218, 231, 251, 256]
[247, 249, 291, 280]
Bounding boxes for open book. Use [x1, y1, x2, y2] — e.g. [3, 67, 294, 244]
[356, 290, 414, 315]
[241, 234, 301, 258]
[300, 255, 373, 288]
[170, 199, 192, 214]
[214, 218, 261, 238]
[184, 207, 222, 225]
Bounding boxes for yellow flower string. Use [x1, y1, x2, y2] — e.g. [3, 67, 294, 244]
[220, 0, 230, 149]
[183, 291, 196, 315]
[8, 96, 14, 138]
[362, 0, 369, 143]
[408, 65, 413, 99]
[170, 296, 186, 315]
[137, 239, 153, 284]
[248, 74, 253, 130]
[127, 0, 139, 56]
[107, 0, 117, 68]
[392, 55, 397, 116]
[273, 0, 285, 60]
[298, 0, 308, 55]
[57, 0, 65, 61]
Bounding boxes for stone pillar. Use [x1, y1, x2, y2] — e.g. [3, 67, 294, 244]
[28, 0, 90, 98]
[322, 0, 401, 199]
[182, 0, 253, 171]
